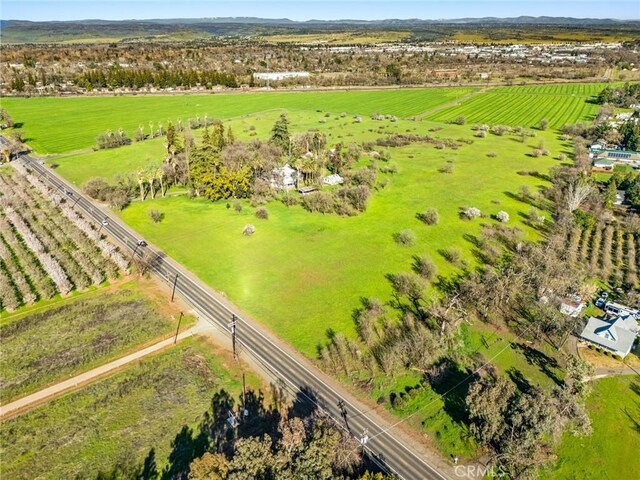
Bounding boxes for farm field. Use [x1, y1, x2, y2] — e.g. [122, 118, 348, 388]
[565, 222, 640, 288]
[0, 279, 186, 403]
[55, 109, 445, 186]
[115, 118, 564, 356]
[544, 376, 640, 479]
[0, 86, 476, 153]
[0, 336, 259, 479]
[427, 83, 607, 128]
[0, 166, 127, 311]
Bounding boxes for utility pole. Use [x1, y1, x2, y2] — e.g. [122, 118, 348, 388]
[171, 273, 178, 302]
[242, 372, 248, 420]
[229, 314, 237, 359]
[129, 244, 140, 265]
[174, 312, 183, 344]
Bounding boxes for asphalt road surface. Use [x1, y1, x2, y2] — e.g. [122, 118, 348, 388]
[9, 144, 453, 480]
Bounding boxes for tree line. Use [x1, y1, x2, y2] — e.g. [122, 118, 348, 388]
[74, 67, 238, 90]
[596, 82, 640, 107]
[94, 387, 392, 480]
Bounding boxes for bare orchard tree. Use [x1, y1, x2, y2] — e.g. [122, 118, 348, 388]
[565, 177, 594, 213]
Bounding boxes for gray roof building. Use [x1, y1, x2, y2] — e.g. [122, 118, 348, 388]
[579, 316, 637, 357]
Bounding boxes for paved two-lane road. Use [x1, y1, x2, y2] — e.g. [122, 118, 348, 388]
[11, 148, 455, 480]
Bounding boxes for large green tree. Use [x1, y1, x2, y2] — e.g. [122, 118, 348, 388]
[270, 113, 290, 155]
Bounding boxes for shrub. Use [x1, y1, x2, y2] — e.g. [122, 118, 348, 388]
[336, 185, 370, 212]
[394, 229, 416, 246]
[302, 191, 335, 214]
[255, 207, 269, 220]
[280, 192, 299, 207]
[452, 115, 466, 125]
[612, 354, 622, 361]
[242, 224, 255, 236]
[83, 178, 112, 202]
[421, 208, 439, 225]
[95, 129, 131, 150]
[527, 208, 546, 226]
[486, 152, 497, 158]
[461, 207, 481, 220]
[148, 209, 164, 223]
[106, 188, 130, 210]
[441, 247, 461, 264]
[412, 255, 436, 280]
[531, 149, 542, 157]
[496, 211, 509, 223]
[439, 163, 454, 174]
[491, 125, 510, 136]
[539, 118, 549, 130]
[233, 200, 242, 213]
[475, 130, 487, 138]
[379, 164, 398, 174]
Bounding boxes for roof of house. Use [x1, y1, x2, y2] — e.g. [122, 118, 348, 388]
[593, 158, 615, 166]
[580, 316, 637, 354]
[323, 173, 344, 185]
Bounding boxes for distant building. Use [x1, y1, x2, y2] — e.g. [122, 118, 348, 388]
[559, 296, 586, 317]
[591, 149, 640, 171]
[271, 164, 298, 190]
[322, 174, 344, 186]
[254, 72, 310, 81]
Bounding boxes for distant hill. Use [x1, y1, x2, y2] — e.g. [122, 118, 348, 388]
[1, 16, 639, 44]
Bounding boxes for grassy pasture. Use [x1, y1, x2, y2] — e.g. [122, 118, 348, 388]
[54, 109, 428, 185]
[0, 279, 185, 403]
[1, 87, 475, 154]
[113, 118, 564, 356]
[428, 83, 606, 128]
[0, 337, 258, 480]
[545, 376, 640, 479]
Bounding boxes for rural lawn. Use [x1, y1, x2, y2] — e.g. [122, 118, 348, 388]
[545, 376, 640, 479]
[0, 336, 260, 479]
[118, 122, 564, 356]
[1, 87, 475, 154]
[0, 279, 187, 403]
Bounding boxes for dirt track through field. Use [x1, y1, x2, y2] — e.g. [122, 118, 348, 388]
[0, 322, 206, 420]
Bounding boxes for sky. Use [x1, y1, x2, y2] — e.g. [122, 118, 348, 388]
[2, 0, 639, 22]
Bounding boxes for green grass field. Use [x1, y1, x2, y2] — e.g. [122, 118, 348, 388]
[1, 87, 475, 154]
[427, 83, 606, 128]
[0, 279, 185, 403]
[545, 376, 640, 479]
[0, 336, 258, 479]
[114, 119, 563, 356]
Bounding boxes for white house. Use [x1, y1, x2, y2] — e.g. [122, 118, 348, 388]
[579, 301, 639, 357]
[254, 72, 310, 81]
[322, 174, 344, 186]
[559, 296, 585, 317]
[271, 164, 298, 190]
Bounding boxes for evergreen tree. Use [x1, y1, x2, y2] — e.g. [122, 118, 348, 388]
[226, 126, 235, 146]
[166, 120, 177, 153]
[270, 113, 290, 155]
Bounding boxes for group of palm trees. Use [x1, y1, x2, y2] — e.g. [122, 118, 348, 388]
[136, 164, 167, 201]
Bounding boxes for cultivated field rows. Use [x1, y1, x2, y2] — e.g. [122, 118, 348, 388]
[0, 165, 128, 311]
[567, 223, 639, 287]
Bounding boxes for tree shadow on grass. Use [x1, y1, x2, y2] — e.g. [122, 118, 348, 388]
[507, 367, 533, 393]
[510, 342, 563, 386]
[428, 359, 473, 426]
